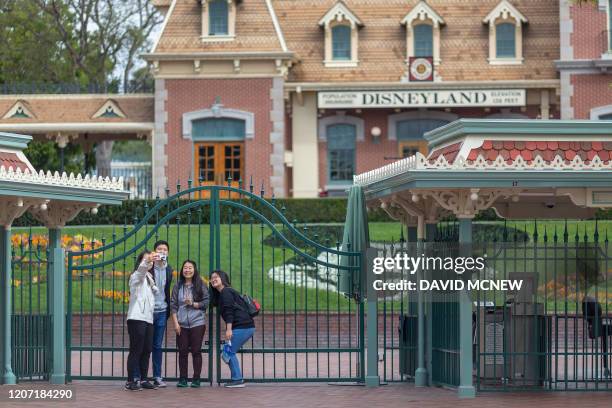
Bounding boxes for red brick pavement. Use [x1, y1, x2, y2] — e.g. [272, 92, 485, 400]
[2, 382, 611, 408]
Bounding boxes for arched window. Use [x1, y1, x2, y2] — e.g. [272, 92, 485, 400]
[327, 124, 356, 183]
[209, 0, 229, 36]
[332, 25, 351, 60]
[496, 23, 515, 58]
[192, 118, 246, 141]
[397, 118, 449, 157]
[397, 119, 449, 140]
[413, 24, 433, 57]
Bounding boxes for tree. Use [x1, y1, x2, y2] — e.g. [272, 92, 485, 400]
[23, 141, 84, 175]
[0, 1, 72, 83]
[34, 0, 162, 90]
[1, 1, 162, 175]
[32, 0, 162, 176]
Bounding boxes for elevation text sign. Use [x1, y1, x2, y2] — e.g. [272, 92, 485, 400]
[318, 89, 526, 108]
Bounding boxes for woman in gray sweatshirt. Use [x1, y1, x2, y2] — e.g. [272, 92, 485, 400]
[170, 260, 209, 388]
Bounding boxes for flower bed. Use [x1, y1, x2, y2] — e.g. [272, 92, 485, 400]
[95, 289, 130, 304]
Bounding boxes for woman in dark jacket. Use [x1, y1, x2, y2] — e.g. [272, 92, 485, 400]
[170, 260, 209, 388]
[209, 270, 255, 388]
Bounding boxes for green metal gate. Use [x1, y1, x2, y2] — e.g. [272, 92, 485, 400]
[66, 183, 364, 383]
[11, 232, 51, 381]
[473, 221, 611, 391]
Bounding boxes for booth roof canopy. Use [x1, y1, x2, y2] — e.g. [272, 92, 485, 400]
[355, 119, 612, 190]
[0, 132, 127, 205]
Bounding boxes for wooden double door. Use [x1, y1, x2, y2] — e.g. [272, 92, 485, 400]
[195, 142, 243, 197]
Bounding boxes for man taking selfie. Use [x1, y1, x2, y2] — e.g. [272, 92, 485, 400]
[151, 240, 173, 388]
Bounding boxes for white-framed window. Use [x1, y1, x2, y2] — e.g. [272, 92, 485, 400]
[318, 1, 363, 68]
[483, 0, 527, 65]
[496, 23, 516, 58]
[209, 0, 229, 35]
[332, 25, 352, 60]
[401, 1, 445, 66]
[326, 124, 356, 185]
[201, 0, 236, 41]
[414, 24, 433, 57]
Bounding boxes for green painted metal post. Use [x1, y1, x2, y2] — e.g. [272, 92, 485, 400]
[458, 218, 475, 398]
[1, 226, 16, 384]
[407, 226, 417, 242]
[365, 247, 379, 387]
[48, 228, 66, 384]
[415, 217, 427, 386]
[425, 222, 437, 386]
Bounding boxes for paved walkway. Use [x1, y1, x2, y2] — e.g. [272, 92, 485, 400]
[2, 382, 612, 408]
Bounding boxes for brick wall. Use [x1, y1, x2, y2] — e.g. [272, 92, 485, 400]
[571, 74, 612, 119]
[571, 2, 608, 60]
[165, 78, 275, 196]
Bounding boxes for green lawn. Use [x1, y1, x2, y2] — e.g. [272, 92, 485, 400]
[11, 221, 611, 314]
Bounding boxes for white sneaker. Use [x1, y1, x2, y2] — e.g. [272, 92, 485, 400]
[154, 377, 167, 388]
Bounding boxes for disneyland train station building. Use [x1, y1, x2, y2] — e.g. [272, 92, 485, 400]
[0, 0, 611, 198]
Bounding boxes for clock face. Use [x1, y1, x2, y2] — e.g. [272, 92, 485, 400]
[409, 57, 433, 81]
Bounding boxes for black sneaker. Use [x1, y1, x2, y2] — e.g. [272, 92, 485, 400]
[124, 381, 142, 391]
[223, 380, 245, 388]
[140, 380, 158, 390]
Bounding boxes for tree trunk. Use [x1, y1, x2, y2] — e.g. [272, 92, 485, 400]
[95, 141, 114, 178]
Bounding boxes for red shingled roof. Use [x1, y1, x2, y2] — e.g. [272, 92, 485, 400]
[0, 152, 29, 171]
[427, 142, 463, 164]
[467, 140, 612, 164]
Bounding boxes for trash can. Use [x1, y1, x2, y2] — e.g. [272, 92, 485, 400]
[398, 314, 418, 377]
[477, 305, 511, 382]
[507, 302, 550, 386]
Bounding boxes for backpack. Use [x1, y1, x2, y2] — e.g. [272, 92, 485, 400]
[234, 292, 260, 317]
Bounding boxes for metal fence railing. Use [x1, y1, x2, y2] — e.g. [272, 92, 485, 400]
[0, 82, 154, 95]
[377, 220, 612, 392]
[94, 161, 152, 199]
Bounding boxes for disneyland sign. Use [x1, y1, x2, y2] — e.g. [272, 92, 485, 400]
[317, 89, 526, 109]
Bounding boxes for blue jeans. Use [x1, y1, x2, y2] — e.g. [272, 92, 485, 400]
[228, 327, 255, 381]
[152, 311, 167, 379]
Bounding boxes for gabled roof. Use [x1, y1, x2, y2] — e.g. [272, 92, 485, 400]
[401, 1, 445, 28]
[483, 0, 528, 25]
[152, 0, 285, 54]
[0, 95, 153, 124]
[318, 0, 363, 28]
[148, 0, 559, 83]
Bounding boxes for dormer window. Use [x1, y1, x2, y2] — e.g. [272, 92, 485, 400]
[483, 0, 527, 65]
[201, 0, 236, 41]
[496, 23, 515, 58]
[332, 25, 351, 60]
[413, 24, 433, 57]
[318, 1, 363, 68]
[402, 1, 445, 66]
[209, 0, 228, 35]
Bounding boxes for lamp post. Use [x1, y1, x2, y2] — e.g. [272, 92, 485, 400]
[370, 126, 382, 144]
